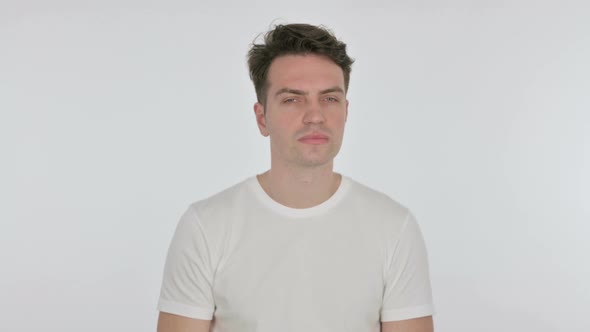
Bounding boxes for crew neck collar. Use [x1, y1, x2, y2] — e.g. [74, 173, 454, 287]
[248, 173, 351, 219]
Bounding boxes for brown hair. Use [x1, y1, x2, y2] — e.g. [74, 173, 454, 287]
[247, 23, 354, 105]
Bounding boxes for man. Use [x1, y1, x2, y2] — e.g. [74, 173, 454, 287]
[157, 23, 435, 332]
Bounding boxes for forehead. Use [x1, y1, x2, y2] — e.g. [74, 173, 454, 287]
[266, 54, 345, 92]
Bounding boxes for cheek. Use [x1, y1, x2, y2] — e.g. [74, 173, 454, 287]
[267, 120, 296, 142]
[269, 113, 299, 130]
[331, 112, 347, 126]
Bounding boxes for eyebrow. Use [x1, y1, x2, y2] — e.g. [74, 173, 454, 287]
[274, 86, 345, 97]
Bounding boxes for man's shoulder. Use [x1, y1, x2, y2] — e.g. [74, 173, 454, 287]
[346, 177, 408, 213]
[344, 177, 416, 237]
[188, 176, 253, 215]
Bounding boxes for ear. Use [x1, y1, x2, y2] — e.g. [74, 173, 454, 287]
[345, 99, 349, 122]
[254, 102, 269, 137]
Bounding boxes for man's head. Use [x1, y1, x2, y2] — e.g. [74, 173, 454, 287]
[247, 23, 354, 106]
[248, 24, 354, 169]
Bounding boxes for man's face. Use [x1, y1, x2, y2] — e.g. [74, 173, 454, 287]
[254, 54, 349, 169]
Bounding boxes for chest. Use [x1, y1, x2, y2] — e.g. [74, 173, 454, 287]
[211, 215, 385, 331]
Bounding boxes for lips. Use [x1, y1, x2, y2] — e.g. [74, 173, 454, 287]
[298, 132, 329, 145]
[299, 133, 329, 140]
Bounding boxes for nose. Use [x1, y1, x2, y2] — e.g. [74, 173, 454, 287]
[302, 101, 326, 125]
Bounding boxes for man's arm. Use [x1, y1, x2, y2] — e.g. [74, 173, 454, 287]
[381, 316, 434, 332]
[157, 312, 211, 332]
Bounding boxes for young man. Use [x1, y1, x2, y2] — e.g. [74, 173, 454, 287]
[157, 24, 435, 332]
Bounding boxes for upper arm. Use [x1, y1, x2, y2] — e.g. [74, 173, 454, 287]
[158, 207, 216, 321]
[381, 316, 434, 332]
[381, 212, 435, 321]
[157, 312, 212, 332]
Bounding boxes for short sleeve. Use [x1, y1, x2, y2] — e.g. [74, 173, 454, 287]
[157, 207, 216, 319]
[381, 211, 435, 322]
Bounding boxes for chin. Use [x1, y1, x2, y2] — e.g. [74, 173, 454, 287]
[298, 156, 335, 167]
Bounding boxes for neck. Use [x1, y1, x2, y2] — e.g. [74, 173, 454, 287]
[256, 164, 342, 209]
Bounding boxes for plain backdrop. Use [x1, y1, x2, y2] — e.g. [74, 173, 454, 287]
[1, 1, 589, 331]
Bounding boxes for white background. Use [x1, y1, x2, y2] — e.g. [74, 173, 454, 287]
[2, 1, 589, 331]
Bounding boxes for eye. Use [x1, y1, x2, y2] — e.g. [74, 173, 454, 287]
[324, 96, 339, 102]
[283, 97, 298, 104]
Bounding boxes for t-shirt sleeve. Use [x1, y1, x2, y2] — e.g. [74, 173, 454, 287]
[157, 206, 216, 320]
[381, 211, 435, 322]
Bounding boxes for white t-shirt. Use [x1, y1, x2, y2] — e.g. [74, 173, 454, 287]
[158, 175, 435, 331]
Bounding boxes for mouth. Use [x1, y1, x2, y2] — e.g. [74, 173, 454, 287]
[298, 133, 329, 145]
